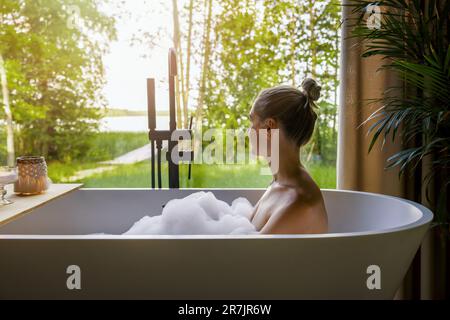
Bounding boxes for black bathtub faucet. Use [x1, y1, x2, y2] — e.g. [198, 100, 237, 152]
[147, 48, 194, 189]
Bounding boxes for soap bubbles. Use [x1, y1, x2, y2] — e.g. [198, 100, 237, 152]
[123, 192, 259, 235]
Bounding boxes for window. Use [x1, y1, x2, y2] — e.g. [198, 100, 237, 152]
[0, 0, 340, 189]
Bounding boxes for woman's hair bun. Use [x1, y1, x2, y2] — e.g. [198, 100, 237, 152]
[301, 78, 321, 102]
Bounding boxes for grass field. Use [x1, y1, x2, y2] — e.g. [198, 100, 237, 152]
[50, 161, 336, 189]
[3, 129, 337, 189]
[83, 131, 148, 162]
[0, 130, 148, 164]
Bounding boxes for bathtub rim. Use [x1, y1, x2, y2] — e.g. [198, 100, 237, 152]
[0, 188, 433, 240]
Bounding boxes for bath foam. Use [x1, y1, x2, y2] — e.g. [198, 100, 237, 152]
[123, 191, 258, 235]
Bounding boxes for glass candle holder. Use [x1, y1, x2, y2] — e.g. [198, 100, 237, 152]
[14, 156, 51, 195]
[0, 166, 18, 205]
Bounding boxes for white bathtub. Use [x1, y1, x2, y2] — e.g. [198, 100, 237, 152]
[0, 188, 432, 300]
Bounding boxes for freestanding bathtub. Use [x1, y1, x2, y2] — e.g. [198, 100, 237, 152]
[0, 188, 432, 300]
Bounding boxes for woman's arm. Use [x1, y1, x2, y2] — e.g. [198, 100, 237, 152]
[249, 197, 262, 222]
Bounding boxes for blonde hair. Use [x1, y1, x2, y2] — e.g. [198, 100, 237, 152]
[252, 78, 321, 147]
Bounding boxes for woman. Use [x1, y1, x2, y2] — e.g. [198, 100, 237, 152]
[248, 78, 328, 234]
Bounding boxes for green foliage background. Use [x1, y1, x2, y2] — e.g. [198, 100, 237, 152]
[0, 0, 116, 162]
[203, 0, 341, 165]
[1, 0, 341, 176]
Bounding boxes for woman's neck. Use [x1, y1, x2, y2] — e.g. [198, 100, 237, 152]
[270, 145, 304, 185]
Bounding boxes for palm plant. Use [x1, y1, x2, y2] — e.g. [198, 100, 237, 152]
[345, 0, 450, 298]
[345, 0, 449, 226]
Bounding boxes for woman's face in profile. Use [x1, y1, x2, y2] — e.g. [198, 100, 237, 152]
[248, 109, 270, 157]
[248, 110, 260, 156]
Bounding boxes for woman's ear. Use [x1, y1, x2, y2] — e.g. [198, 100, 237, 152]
[264, 118, 277, 139]
[265, 118, 277, 130]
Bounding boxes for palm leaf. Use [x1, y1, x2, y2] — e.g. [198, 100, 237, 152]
[346, 0, 450, 227]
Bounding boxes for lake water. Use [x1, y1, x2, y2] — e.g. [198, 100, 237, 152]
[99, 116, 169, 132]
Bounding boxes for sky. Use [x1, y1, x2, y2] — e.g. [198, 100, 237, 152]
[99, 1, 341, 112]
[101, 0, 175, 111]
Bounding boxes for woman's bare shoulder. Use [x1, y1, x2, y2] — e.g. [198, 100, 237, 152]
[284, 188, 322, 216]
[260, 188, 328, 234]
[292, 170, 324, 205]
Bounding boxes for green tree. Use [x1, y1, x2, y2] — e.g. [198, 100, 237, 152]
[201, 0, 340, 166]
[204, 0, 286, 130]
[293, 0, 341, 164]
[0, 0, 116, 162]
